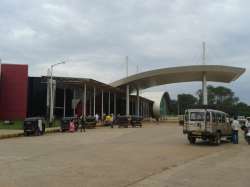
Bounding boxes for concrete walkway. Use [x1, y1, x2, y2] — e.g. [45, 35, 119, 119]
[1, 123, 248, 187]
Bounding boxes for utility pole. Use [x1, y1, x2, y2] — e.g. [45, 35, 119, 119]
[49, 61, 66, 124]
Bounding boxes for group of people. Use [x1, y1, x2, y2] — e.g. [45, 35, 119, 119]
[231, 117, 250, 144]
[68, 113, 114, 133]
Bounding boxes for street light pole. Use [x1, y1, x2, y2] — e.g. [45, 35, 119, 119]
[49, 61, 66, 124]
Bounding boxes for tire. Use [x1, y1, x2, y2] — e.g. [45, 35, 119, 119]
[188, 136, 196, 144]
[215, 132, 221, 145]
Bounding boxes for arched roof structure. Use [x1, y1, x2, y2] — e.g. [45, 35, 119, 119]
[110, 65, 245, 92]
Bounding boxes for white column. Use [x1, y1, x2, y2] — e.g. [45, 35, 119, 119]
[81, 89, 84, 116]
[63, 88, 66, 117]
[49, 71, 53, 123]
[89, 92, 92, 116]
[73, 88, 76, 117]
[143, 101, 145, 117]
[202, 72, 208, 105]
[84, 83, 87, 118]
[114, 93, 117, 116]
[126, 85, 130, 116]
[101, 90, 104, 118]
[108, 91, 111, 115]
[136, 88, 140, 116]
[93, 87, 96, 115]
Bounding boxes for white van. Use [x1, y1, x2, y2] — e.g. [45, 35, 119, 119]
[183, 109, 232, 145]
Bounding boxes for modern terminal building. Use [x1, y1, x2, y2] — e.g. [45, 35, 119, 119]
[28, 76, 153, 121]
[0, 63, 246, 121]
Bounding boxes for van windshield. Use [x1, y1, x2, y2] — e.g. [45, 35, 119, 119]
[190, 112, 205, 121]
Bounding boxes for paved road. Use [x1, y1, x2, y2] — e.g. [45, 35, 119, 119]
[0, 123, 249, 187]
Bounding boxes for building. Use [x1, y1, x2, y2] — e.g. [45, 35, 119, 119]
[0, 64, 28, 120]
[140, 92, 171, 120]
[27, 76, 154, 120]
[0, 63, 245, 121]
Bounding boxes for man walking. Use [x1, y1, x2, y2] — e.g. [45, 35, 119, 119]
[231, 117, 240, 144]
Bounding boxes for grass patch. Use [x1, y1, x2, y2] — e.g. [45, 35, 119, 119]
[0, 119, 60, 130]
[0, 121, 23, 130]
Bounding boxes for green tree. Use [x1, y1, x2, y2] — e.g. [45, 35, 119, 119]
[178, 94, 198, 114]
[197, 85, 239, 105]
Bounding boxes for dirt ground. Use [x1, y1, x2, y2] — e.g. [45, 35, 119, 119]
[0, 122, 249, 187]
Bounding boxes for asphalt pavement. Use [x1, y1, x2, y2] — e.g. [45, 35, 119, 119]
[0, 123, 249, 187]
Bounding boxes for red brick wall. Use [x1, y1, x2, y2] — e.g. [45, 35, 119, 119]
[0, 64, 28, 120]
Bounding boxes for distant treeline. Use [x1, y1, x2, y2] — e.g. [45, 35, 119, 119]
[167, 85, 250, 117]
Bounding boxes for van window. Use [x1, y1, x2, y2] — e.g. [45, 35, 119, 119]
[222, 114, 226, 123]
[190, 112, 205, 121]
[212, 112, 216, 123]
[217, 113, 222, 123]
[206, 112, 210, 122]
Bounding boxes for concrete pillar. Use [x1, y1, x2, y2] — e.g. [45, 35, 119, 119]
[89, 92, 92, 116]
[63, 88, 66, 117]
[81, 89, 84, 116]
[49, 79, 56, 123]
[101, 90, 104, 119]
[93, 87, 96, 115]
[108, 91, 111, 115]
[136, 88, 140, 116]
[202, 72, 208, 105]
[84, 83, 87, 118]
[114, 93, 117, 116]
[73, 88, 76, 117]
[143, 101, 145, 117]
[126, 85, 130, 116]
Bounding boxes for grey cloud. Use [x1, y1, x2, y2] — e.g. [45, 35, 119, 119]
[0, 0, 249, 103]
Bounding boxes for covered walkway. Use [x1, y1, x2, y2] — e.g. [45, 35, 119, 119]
[110, 65, 245, 116]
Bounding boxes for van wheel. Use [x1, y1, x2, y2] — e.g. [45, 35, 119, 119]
[188, 136, 196, 144]
[215, 132, 221, 145]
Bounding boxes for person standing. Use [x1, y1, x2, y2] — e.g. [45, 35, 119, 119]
[69, 119, 76, 132]
[95, 113, 99, 123]
[231, 117, 240, 144]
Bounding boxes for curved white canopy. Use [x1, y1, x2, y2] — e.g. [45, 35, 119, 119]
[110, 65, 245, 91]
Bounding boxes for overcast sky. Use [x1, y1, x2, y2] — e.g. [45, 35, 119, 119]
[0, 0, 249, 103]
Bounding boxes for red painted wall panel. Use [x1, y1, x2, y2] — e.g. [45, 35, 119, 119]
[0, 64, 28, 120]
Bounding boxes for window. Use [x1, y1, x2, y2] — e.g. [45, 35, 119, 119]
[222, 114, 226, 123]
[206, 112, 211, 122]
[190, 112, 205, 121]
[212, 112, 216, 123]
[217, 113, 222, 123]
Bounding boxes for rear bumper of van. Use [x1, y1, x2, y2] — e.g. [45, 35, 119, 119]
[187, 131, 214, 138]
